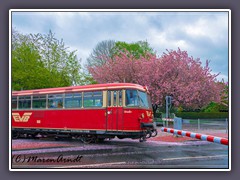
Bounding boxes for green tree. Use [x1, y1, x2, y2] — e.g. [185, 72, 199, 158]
[201, 81, 228, 112]
[30, 31, 82, 86]
[86, 40, 156, 84]
[112, 40, 155, 59]
[202, 102, 228, 112]
[12, 41, 53, 90]
[12, 29, 84, 90]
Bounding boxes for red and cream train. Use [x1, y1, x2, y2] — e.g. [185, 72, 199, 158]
[11, 83, 157, 143]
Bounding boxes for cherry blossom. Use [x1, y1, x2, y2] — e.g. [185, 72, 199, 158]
[88, 48, 224, 109]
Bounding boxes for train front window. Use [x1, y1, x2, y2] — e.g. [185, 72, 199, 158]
[125, 89, 151, 108]
[125, 90, 139, 107]
[147, 94, 152, 109]
[138, 91, 150, 108]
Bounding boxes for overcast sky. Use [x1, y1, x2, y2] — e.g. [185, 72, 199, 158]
[11, 10, 229, 82]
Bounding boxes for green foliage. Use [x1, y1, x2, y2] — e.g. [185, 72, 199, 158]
[174, 112, 229, 119]
[176, 106, 184, 112]
[12, 29, 87, 90]
[112, 41, 155, 59]
[220, 81, 228, 108]
[86, 40, 155, 70]
[12, 41, 57, 90]
[79, 72, 98, 85]
[201, 102, 228, 112]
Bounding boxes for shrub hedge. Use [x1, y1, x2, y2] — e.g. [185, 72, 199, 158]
[155, 112, 229, 119]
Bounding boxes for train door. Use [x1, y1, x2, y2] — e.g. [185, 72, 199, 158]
[106, 90, 123, 131]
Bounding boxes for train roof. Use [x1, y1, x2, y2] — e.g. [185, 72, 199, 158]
[12, 83, 148, 96]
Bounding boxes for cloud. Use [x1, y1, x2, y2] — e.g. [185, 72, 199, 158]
[11, 11, 229, 82]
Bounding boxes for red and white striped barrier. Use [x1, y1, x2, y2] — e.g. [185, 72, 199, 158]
[161, 127, 228, 146]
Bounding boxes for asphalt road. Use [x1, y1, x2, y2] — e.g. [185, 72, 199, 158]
[11, 137, 229, 169]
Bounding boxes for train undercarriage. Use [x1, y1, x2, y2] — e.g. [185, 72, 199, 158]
[12, 128, 158, 143]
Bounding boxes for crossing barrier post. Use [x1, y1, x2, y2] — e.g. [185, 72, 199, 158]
[161, 127, 228, 146]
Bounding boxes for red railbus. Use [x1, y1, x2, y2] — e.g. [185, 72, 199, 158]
[11, 83, 157, 143]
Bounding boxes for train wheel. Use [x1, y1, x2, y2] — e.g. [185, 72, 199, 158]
[54, 136, 63, 141]
[97, 138, 105, 143]
[80, 135, 96, 144]
[151, 129, 158, 137]
[146, 130, 152, 138]
[117, 135, 124, 139]
[139, 136, 147, 142]
[12, 132, 20, 139]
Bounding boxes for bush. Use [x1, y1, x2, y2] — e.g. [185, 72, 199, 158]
[201, 102, 228, 112]
[174, 112, 229, 119]
[155, 112, 228, 119]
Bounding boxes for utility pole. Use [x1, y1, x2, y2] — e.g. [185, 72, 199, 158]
[165, 96, 173, 127]
[165, 96, 172, 118]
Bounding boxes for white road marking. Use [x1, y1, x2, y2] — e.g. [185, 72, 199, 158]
[54, 155, 228, 168]
[54, 161, 126, 168]
[162, 154, 228, 161]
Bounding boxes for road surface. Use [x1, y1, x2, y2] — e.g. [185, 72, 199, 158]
[11, 137, 229, 169]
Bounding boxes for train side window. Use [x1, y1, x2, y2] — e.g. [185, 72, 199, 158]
[74, 93, 82, 107]
[119, 90, 122, 106]
[83, 91, 103, 107]
[93, 91, 103, 107]
[65, 93, 73, 108]
[12, 96, 17, 109]
[113, 91, 117, 106]
[65, 93, 82, 108]
[18, 96, 31, 109]
[32, 95, 47, 109]
[83, 92, 93, 107]
[48, 94, 63, 108]
[108, 91, 111, 106]
[107, 90, 122, 107]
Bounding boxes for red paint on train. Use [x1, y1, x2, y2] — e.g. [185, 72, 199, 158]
[11, 83, 157, 143]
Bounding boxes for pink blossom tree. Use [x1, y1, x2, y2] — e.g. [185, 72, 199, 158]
[140, 49, 223, 109]
[88, 48, 224, 109]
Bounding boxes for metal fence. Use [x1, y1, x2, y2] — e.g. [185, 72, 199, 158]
[162, 118, 228, 133]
